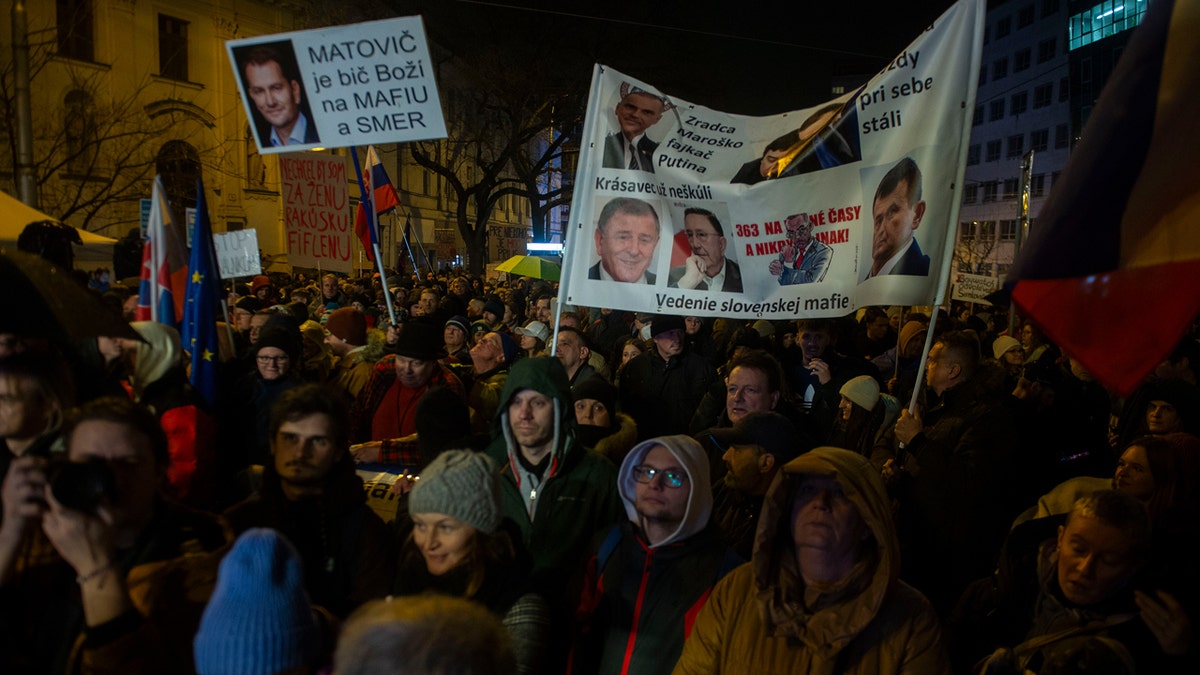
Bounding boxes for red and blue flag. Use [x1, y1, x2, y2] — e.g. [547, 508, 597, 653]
[136, 177, 189, 328]
[354, 146, 400, 262]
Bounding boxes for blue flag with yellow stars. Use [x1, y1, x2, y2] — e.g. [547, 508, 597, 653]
[181, 180, 223, 407]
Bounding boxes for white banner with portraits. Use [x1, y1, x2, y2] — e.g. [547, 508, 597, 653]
[561, 0, 985, 320]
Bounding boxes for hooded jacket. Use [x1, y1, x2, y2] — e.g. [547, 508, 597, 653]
[674, 447, 949, 675]
[573, 436, 739, 675]
[485, 357, 623, 590]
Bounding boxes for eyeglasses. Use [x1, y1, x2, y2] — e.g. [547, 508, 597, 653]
[684, 230, 718, 242]
[256, 355, 290, 364]
[632, 465, 688, 489]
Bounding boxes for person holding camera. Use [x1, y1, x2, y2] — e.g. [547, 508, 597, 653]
[0, 352, 74, 505]
[0, 397, 229, 675]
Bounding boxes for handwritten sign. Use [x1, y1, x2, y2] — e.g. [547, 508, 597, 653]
[213, 230, 262, 279]
[280, 153, 352, 272]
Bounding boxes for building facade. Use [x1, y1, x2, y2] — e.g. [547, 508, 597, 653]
[1, 0, 534, 275]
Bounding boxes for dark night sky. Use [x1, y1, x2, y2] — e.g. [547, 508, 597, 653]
[409, 0, 952, 115]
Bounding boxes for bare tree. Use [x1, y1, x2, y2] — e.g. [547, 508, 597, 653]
[408, 70, 579, 274]
[0, 21, 239, 235]
[509, 103, 583, 243]
[953, 221, 999, 274]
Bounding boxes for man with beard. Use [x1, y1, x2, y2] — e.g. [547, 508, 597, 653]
[668, 208, 743, 293]
[225, 384, 395, 617]
[703, 411, 804, 560]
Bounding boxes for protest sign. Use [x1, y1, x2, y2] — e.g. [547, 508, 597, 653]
[952, 272, 997, 304]
[213, 229, 262, 279]
[280, 152, 352, 273]
[227, 15, 447, 154]
[562, 0, 984, 320]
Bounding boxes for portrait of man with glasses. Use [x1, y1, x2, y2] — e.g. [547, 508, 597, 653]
[768, 212, 832, 285]
[667, 207, 743, 292]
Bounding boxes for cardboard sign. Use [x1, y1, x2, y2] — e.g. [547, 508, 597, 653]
[213, 229, 262, 278]
[280, 153, 352, 272]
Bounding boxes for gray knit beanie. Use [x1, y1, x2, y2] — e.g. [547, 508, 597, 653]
[409, 450, 502, 533]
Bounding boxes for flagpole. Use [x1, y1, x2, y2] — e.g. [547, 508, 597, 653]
[350, 146, 397, 326]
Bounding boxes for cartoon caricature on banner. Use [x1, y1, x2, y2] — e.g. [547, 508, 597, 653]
[562, 0, 986, 320]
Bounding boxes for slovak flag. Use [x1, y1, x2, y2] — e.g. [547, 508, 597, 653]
[354, 145, 400, 262]
[136, 176, 189, 328]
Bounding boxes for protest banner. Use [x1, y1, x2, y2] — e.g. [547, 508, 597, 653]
[213, 229, 262, 279]
[952, 272, 997, 304]
[227, 16, 447, 154]
[280, 152, 352, 273]
[561, 0, 984, 320]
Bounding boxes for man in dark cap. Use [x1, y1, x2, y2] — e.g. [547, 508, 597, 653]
[619, 315, 716, 440]
[324, 307, 374, 402]
[703, 411, 808, 559]
[348, 323, 465, 465]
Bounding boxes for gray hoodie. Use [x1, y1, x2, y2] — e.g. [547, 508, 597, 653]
[617, 435, 712, 548]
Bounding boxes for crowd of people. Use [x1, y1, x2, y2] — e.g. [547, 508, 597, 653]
[1, 265, 1198, 674]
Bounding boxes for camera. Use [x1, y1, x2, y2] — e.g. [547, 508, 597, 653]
[48, 459, 117, 514]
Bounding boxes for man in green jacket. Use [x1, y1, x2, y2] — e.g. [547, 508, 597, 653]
[487, 357, 624, 671]
[486, 357, 623, 590]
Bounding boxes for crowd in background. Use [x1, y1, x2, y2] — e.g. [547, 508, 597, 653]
[1, 263, 1198, 674]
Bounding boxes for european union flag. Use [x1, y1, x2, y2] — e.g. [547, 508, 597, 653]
[181, 180, 223, 407]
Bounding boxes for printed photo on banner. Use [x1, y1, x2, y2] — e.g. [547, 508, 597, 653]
[232, 41, 321, 150]
[666, 202, 743, 293]
[602, 83, 673, 173]
[731, 94, 862, 185]
[588, 196, 665, 284]
[769, 213, 834, 285]
[860, 156, 930, 282]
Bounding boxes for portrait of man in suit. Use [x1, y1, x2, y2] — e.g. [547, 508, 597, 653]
[601, 87, 666, 173]
[864, 157, 930, 279]
[589, 197, 661, 284]
[769, 213, 832, 285]
[237, 41, 320, 148]
[668, 207, 742, 292]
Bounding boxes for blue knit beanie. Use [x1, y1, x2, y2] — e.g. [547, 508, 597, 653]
[193, 528, 321, 675]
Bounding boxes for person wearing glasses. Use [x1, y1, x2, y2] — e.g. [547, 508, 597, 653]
[667, 208, 743, 293]
[221, 325, 304, 503]
[769, 212, 832, 285]
[572, 435, 740, 675]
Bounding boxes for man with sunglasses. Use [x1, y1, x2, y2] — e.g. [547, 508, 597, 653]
[573, 435, 739, 675]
